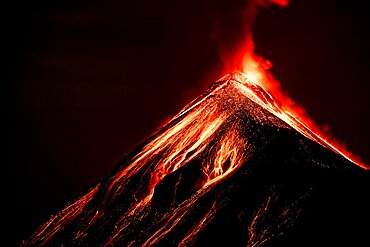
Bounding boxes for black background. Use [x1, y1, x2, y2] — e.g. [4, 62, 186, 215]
[4, 0, 370, 245]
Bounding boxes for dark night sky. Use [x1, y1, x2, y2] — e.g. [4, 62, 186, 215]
[4, 0, 370, 245]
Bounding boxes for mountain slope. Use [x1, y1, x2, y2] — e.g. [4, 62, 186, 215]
[23, 72, 369, 246]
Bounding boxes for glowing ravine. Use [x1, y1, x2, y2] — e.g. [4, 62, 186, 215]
[24, 72, 272, 246]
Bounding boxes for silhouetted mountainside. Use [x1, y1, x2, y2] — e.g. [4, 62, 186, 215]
[23, 72, 370, 247]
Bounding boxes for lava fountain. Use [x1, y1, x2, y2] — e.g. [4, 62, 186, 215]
[22, 0, 369, 246]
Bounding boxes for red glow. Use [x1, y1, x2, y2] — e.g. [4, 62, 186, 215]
[222, 0, 367, 169]
[267, 0, 289, 7]
[22, 1, 368, 246]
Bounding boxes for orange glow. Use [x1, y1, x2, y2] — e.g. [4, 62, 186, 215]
[23, 71, 367, 246]
[25, 73, 277, 246]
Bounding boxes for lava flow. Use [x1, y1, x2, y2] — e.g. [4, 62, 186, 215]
[22, 71, 368, 247]
[24, 72, 278, 246]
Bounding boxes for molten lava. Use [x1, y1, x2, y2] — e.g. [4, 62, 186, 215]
[23, 71, 367, 246]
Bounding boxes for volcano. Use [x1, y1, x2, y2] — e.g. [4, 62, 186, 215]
[23, 72, 370, 247]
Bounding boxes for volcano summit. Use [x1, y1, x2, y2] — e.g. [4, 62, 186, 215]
[23, 72, 370, 246]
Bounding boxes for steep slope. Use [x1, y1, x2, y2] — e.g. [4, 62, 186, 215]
[23, 72, 369, 247]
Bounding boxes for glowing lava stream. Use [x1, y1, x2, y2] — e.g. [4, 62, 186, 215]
[101, 78, 253, 245]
